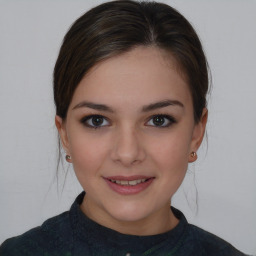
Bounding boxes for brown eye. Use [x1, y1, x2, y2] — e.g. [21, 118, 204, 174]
[91, 116, 104, 126]
[146, 115, 176, 128]
[81, 115, 109, 129]
[152, 116, 165, 126]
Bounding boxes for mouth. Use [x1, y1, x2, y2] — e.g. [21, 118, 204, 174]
[108, 178, 150, 186]
[103, 176, 155, 195]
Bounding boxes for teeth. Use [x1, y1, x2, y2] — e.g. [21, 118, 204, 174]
[128, 180, 137, 185]
[110, 179, 148, 186]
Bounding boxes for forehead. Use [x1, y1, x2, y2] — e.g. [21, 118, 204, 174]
[70, 46, 192, 109]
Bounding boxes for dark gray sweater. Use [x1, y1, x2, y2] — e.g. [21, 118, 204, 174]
[0, 192, 248, 256]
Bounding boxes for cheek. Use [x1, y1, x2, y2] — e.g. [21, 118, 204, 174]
[152, 139, 189, 195]
[151, 131, 191, 165]
[68, 133, 109, 177]
[148, 128, 193, 190]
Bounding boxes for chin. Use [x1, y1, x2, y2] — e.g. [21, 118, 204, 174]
[106, 203, 153, 223]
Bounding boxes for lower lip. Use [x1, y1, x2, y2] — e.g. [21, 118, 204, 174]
[104, 178, 154, 195]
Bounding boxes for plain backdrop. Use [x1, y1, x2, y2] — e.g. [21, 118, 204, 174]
[0, 0, 256, 255]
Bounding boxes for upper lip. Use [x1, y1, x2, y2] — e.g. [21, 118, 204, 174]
[104, 175, 154, 181]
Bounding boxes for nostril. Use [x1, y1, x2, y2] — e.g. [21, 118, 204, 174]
[110, 131, 146, 165]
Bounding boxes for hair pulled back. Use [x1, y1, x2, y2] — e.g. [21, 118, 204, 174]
[54, 0, 209, 123]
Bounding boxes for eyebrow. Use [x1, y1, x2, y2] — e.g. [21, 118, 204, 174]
[141, 99, 184, 112]
[72, 101, 114, 112]
[72, 99, 184, 112]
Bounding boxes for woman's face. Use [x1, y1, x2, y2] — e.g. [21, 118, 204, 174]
[56, 46, 207, 234]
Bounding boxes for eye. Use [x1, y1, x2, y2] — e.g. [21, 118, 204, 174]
[146, 114, 176, 128]
[80, 115, 110, 129]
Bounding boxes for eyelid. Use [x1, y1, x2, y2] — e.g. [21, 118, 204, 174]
[145, 114, 177, 128]
[80, 114, 110, 129]
[80, 113, 176, 129]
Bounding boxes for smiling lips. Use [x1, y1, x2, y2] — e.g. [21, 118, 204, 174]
[103, 175, 155, 195]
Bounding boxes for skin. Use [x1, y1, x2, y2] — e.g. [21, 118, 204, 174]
[56, 46, 207, 236]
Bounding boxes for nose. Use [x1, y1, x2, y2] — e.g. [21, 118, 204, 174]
[110, 126, 146, 167]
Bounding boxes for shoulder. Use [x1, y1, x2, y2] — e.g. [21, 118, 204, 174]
[183, 224, 247, 256]
[0, 211, 73, 256]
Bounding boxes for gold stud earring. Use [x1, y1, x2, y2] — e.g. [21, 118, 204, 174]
[190, 152, 197, 158]
[65, 155, 72, 162]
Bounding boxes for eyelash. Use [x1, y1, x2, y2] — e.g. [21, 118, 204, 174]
[80, 115, 110, 129]
[146, 114, 177, 128]
[80, 114, 177, 129]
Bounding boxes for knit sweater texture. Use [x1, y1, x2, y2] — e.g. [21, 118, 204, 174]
[0, 192, 248, 256]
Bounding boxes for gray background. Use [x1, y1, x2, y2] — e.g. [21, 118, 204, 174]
[0, 0, 255, 254]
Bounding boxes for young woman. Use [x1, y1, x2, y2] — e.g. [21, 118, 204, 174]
[0, 1, 250, 255]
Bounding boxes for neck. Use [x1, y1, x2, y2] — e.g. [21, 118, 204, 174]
[80, 197, 179, 236]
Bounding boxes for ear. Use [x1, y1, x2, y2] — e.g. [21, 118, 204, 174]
[55, 115, 70, 154]
[188, 108, 208, 163]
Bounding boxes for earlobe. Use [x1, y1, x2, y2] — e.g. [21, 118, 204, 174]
[189, 108, 208, 162]
[55, 115, 70, 153]
[188, 151, 197, 163]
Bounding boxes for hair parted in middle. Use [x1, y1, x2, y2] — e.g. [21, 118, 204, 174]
[54, 0, 209, 123]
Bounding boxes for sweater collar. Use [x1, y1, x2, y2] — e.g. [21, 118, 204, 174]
[70, 191, 188, 255]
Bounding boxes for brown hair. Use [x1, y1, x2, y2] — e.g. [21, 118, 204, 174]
[54, 0, 209, 123]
